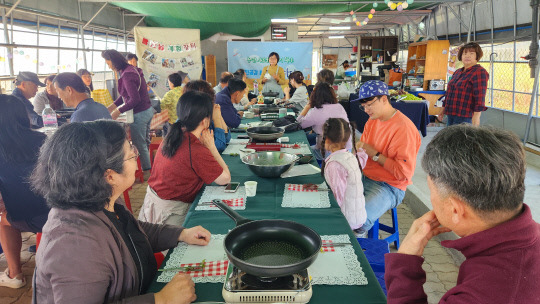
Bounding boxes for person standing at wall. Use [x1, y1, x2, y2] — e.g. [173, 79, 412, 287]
[438, 42, 489, 126]
[102, 49, 154, 179]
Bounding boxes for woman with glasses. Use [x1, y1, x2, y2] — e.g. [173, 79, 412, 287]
[32, 74, 65, 115]
[0, 95, 50, 289]
[297, 82, 351, 160]
[139, 91, 231, 226]
[31, 120, 211, 303]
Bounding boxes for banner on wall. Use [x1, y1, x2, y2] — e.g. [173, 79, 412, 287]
[227, 41, 313, 82]
[134, 27, 202, 98]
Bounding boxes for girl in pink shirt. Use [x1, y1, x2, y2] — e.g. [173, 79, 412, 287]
[322, 118, 368, 231]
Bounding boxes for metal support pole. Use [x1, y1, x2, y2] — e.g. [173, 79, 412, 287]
[524, 1, 540, 144]
[467, 0, 476, 43]
[512, 0, 517, 111]
[447, 4, 469, 32]
[2, 8, 13, 76]
[433, 8, 438, 39]
[78, 0, 88, 69]
[57, 21, 60, 72]
[128, 16, 145, 34]
[122, 10, 127, 52]
[426, 13, 431, 37]
[458, 4, 462, 42]
[490, 0, 495, 107]
[83, 2, 108, 29]
[489, 52, 497, 109]
[36, 16, 39, 74]
[445, 6, 449, 41]
[5, 0, 21, 18]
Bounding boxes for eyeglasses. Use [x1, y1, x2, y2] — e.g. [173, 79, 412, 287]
[124, 142, 139, 162]
[360, 97, 379, 111]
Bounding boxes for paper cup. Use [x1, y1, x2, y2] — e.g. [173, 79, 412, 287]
[245, 181, 258, 197]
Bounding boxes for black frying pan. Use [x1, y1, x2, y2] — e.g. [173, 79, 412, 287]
[212, 199, 321, 278]
[246, 126, 285, 142]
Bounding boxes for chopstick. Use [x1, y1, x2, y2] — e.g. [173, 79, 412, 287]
[158, 266, 204, 272]
[321, 242, 352, 247]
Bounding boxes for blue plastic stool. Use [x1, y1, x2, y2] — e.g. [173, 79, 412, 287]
[356, 238, 390, 272]
[368, 207, 400, 249]
[356, 238, 390, 295]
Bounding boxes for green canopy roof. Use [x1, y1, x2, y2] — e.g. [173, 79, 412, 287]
[110, 0, 434, 39]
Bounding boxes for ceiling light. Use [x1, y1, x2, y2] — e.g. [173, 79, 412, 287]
[329, 26, 351, 30]
[329, 35, 345, 39]
[271, 19, 298, 23]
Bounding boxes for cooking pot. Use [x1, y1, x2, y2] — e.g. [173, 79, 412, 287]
[212, 200, 321, 278]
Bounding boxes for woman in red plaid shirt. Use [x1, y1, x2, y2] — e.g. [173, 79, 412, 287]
[439, 42, 489, 126]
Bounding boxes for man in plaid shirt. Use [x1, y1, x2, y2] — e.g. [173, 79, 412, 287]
[440, 42, 489, 126]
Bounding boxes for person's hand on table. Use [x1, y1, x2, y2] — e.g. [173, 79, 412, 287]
[179, 226, 211, 246]
[154, 273, 196, 304]
[238, 111, 244, 117]
[398, 211, 451, 257]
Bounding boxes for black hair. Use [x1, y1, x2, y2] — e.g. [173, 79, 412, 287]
[126, 53, 138, 61]
[0, 94, 46, 162]
[168, 72, 184, 88]
[341, 60, 349, 66]
[317, 69, 335, 85]
[44, 74, 57, 84]
[227, 78, 247, 95]
[268, 52, 280, 63]
[220, 72, 234, 84]
[309, 82, 337, 108]
[289, 71, 305, 85]
[30, 120, 126, 212]
[53, 72, 88, 94]
[161, 91, 213, 158]
[76, 69, 94, 92]
[101, 49, 130, 72]
[183, 80, 215, 101]
[320, 118, 360, 176]
[234, 69, 245, 80]
[359, 95, 385, 104]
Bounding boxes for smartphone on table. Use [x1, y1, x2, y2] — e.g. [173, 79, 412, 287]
[224, 182, 240, 193]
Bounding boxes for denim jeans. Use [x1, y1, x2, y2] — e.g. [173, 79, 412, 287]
[361, 176, 405, 231]
[130, 107, 154, 171]
[447, 115, 472, 126]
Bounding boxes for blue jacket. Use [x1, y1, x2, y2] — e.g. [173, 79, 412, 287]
[71, 98, 112, 123]
[210, 121, 231, 153]
[215, 87, 241, 129]
[12, 88, 43, 129]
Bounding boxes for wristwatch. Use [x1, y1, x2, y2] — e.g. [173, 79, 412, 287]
[372, 152, 381, 162]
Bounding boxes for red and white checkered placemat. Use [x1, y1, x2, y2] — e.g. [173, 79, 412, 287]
[321, 240, 336, 252]
[288, 184, 319, 192]
[208, 198, 244, 208]
[180, 260, 229, 277]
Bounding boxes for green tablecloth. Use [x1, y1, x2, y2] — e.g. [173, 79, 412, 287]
[147, 118, 387, 303]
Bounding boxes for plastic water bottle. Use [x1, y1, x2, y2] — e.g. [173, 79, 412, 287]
[42, 103, 58, 130]
[253, 80, 259, 96]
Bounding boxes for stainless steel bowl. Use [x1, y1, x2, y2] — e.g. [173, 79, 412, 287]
[241, 151, 299, 178]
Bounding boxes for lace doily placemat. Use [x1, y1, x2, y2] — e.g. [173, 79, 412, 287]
[281, 184, 331, 208]
[195, 186, 247, 211]
[308, 234, 368, 285]
[157, 234, 228, 283]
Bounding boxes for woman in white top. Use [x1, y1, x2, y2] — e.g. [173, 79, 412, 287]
[283, 71, 308, 109]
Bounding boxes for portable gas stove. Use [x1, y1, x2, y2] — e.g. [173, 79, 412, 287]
[245, 139, 281, 152]
[222, 265, 312, 304]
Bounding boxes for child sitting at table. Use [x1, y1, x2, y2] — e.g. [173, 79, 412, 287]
[321, 118, 368, 233]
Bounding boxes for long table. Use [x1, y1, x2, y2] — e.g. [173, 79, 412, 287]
[147, 121, 387, 303]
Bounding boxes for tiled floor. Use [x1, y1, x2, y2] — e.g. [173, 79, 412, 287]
[0, 180, 460, 304]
